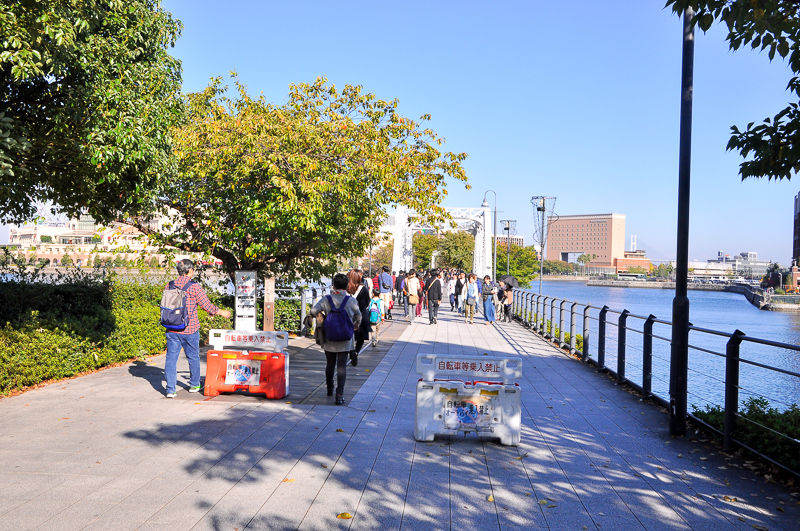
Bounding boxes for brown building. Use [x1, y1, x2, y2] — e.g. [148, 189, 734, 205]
[614, 250, 651, 273]
[546, 213, 625, 267]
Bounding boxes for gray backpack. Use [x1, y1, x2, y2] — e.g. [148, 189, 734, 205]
[160, 280, 195, 331]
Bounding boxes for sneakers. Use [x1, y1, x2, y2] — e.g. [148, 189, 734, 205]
[166, 391, 177, 398]
[188, 386, 202, 393]
[349, 351, 358, 367]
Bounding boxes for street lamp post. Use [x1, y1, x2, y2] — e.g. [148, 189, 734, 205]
[500, 220, 516, 275]
[481, 191, 497, 281]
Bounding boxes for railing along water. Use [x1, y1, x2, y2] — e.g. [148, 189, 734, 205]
[510, 288, 800, 477]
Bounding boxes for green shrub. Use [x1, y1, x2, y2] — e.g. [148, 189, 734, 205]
[693, 397, 800, 474]
[0, 269, 234, 395]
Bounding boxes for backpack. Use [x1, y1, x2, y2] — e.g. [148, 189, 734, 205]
[369, 299, 381, 324]
[323, 295, 354, 342]
[160, 280, 195, 331]
[381, 273, 392, 290]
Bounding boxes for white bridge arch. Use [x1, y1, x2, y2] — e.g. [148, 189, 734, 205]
[381, 205, 492, 276]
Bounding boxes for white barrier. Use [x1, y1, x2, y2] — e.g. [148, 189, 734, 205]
[413, 353, 523, 446]
[207, 329, 290, 393]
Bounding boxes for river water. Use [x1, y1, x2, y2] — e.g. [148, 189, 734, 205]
[525, 281, 800, 412]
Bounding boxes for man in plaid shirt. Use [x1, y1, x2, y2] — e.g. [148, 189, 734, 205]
[164, 259, 231, 398]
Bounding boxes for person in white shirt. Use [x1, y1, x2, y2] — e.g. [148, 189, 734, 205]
[447, 274, 457, 311]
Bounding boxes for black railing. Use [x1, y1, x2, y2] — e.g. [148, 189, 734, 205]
[510, 288, 800, 476]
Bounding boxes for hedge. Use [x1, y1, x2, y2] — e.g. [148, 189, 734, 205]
[0, 268, 233, 395]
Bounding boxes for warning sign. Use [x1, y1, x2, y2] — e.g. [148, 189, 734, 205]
[224, 360, 261, 386]
[442, 395, 493, 430]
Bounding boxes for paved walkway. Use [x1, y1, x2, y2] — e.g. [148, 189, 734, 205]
[0, 309, 798, 530]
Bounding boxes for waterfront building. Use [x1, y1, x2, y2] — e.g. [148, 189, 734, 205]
[614, 249, 651, 274]
[706, 251, 771, 279]
[546, 213, 626, 272]
[5, 215, 198, 267]
[492, 235, 525, 248]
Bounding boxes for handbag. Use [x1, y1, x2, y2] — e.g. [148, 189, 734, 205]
[466, 294, 476, 306]
[408, 293, 419, 304]
[314, 313, 326, 346]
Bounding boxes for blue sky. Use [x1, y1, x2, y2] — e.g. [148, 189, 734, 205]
[4, 0, 799, 263]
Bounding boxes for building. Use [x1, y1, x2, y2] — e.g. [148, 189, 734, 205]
[614, 249, 651, 274]
[546, 213, 626, 268]
[492, 235, 525, 248]
[706, 251, 771, 279]
[5, 215, 195, 267]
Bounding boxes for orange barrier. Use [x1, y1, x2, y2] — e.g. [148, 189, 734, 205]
[204, 350, 287, 399]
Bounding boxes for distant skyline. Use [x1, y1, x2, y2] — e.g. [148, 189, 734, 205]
[4, 1, 800, 264]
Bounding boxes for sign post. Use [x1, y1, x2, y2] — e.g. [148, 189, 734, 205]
[235, 271, 257, 331]
[263, 277, 275, 331]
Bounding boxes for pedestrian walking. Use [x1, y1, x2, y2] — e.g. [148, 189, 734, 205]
[368, 288, 384, 346]
[447, 273, 456, 311]
[162, 259, 231, 398]
[426, 269, 443, 324]
[406, 270, 421, 324]
[416, 271, 424, 319]
[310, 273, 362, 405]
[378, 265, 394, 320]
[482, 275, 497, 325]
[347, 269, 370, 366]
[454, 271, 465, 315]
[461, 273, 478, 324]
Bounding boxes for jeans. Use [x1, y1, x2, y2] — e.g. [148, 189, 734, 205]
[403, 295, 408, 316]
[165, 331, 200, 393]
[408, 304, 417, 323]
[449, 293, 455, 310]
[428, 300, 440, 323]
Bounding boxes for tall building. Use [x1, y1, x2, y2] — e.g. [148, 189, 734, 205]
[546, 213, 625, 267]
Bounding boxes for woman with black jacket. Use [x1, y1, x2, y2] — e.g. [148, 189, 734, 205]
[346, 269, 370, 366]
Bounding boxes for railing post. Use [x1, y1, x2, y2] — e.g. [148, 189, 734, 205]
[541, 297, 549, 337]
[570, 302, 577, 355]
[299, 288, 307, 335]
[512, 289, 518, 318]
[643, 314, 656, 399]
[535, 295, 541, 331]
[598, 305, 609, 370]
[724, 330, 746, 452]
[582, 306, 591, 362]
[617, 310, 630, 384]
[550, 298, 557, 340]
[558, 300, 566, 347]
[526, 293, 532, 327]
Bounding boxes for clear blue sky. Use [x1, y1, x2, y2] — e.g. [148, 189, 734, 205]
[4, 0, 798, 263]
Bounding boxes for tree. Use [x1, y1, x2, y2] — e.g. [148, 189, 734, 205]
[0, 0, 184, 224]
[437, 231, 474, 271]
[40, 235, 52, 243]
[413, 233, 440, 270]
[125, 77, 468, 283]
[60, 253, 73, 267]
[666, 1, 800, 180]
[371, 241, 394, 273]
[542, 260, 569, 275]
[498, 243, 540, 288]
[628, 265, 648, 275]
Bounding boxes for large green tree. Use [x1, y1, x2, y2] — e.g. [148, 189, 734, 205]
[127, 77, 468, 282]
[437, 231, 474, 271]
[0, 0, 183, 223]
[498, 243, 540, 288]
[667, 1, 800, 180]
[412, 233, 440, 270]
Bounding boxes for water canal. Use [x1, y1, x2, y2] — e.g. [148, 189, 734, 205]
[526, 281, 800, 412]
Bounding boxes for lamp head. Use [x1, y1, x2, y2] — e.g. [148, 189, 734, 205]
[481, 198, 489, 208]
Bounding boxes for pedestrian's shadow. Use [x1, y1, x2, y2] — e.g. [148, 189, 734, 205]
[128, 360, 166, 393]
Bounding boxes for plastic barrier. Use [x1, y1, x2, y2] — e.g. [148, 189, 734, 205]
[204, 330, 290, 399]
[204, 350, 287, 399]
[414, 353, 523, 446]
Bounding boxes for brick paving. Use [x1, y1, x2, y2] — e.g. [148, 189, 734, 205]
[0, 308, 798, 530]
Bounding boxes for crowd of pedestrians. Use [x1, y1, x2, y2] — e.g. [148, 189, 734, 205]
[309, 265, 517, 405]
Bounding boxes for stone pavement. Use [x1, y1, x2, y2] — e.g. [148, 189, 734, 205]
[0, 309, 798, 530]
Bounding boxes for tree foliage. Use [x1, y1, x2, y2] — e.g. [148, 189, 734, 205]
[437, 231, 474, 271]
[413, 233, 440, 270]
[0, 0, 184, 223]
[666, 1, 800, 180]
[127, 76, 468, 282]
[497, 243, 540, 288]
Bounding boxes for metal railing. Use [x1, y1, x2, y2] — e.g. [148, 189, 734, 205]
[510, 288, 800, 476]
[273, 287, 333, 335]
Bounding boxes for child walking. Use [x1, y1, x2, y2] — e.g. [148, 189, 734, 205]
[368, 289, 384, 347]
